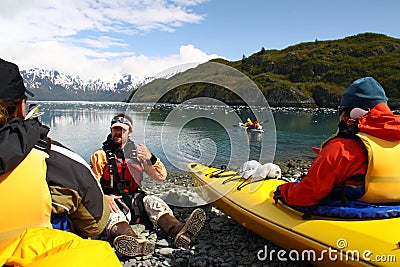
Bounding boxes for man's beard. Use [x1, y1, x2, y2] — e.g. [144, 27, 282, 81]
[112, 136, 122, 146]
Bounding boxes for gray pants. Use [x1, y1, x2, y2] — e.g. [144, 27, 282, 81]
[106, 195, 173, 234]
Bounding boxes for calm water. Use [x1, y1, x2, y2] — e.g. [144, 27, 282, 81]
[29, 101, 339, 172]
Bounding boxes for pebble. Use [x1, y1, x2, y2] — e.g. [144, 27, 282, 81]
[158, 247, 176, 256]
[119, 159, 315, 267]
[156, 239, 170, 247]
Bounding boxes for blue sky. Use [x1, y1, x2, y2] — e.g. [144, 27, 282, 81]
[1, 0, 399, 81]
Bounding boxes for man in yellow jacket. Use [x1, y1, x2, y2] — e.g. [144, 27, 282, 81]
[90, 114, 206, 257]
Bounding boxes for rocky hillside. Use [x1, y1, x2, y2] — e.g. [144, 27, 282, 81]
[129, 33, 400, 108]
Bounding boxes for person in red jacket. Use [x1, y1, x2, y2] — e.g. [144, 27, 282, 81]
[274, 77, 400, 207]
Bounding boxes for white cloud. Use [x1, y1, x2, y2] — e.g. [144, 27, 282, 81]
[3, 41, 219, 81]
[120, 44, 220, 78]
[0, 0, 207, 40]
[73, 36, 128, 49]
[0, 0, 214, 81]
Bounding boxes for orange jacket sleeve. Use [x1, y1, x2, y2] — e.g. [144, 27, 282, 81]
[90, 149, 167, 182]
[90, 149, 108, 180]
[142, 158, 167, 181]
[279, 138, 367, 207]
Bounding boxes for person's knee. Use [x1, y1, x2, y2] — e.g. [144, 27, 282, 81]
[143, 195, 167, 208]
[143, 195, 172, 215]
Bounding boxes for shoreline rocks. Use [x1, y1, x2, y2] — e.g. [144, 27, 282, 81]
[120, 159, 314, 267]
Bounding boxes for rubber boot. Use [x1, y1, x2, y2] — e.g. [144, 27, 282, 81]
[157, 208, 206, 249]
[110, 221, 155, 257]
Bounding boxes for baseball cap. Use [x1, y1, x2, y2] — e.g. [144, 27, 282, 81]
[111, 116, 132, 131]
[0, 58, 34, 101]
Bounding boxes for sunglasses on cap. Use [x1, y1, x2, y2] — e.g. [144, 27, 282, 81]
[111, 116, 130, 124]
[111, 116, 132, 129]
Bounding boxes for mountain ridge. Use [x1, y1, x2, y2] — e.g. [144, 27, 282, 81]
[128, 32, 400, 108]
[22, 68, 153, 101]
[23, 32, 400, 108]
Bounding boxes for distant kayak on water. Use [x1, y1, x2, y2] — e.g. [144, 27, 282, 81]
[239, 122, 264, 133]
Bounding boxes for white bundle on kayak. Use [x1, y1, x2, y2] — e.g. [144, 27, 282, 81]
[254, 163, 282, 180]
[240, 160, 261, 178]
[240, 160, 282, 181]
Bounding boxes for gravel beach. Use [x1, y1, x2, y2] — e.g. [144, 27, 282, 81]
[118, 159, 315, 267]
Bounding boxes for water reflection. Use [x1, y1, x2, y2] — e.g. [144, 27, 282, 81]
[248, 132, 263, 142]
[273, 108, 338, 161]
[29, 101, 338, 172]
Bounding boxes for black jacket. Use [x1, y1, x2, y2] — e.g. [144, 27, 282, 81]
[0, 119, 109, 237]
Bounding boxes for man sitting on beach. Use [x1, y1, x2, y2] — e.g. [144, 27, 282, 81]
[90, 113, 206, 257]
[274, 77, 400, 207]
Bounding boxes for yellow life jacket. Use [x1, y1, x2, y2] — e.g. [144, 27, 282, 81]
[243, 120, 252, 127]
[1, 228, 121, 267]
[0, 148, 52, 250]
[357, 132, 400, 203]
[0, 148, 121, 267]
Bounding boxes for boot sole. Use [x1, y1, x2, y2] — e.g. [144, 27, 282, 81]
[113, 235, 155, 257]
[175, 208, 206, 249]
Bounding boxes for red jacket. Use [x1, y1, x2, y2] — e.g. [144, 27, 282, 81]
[280, 103, 400, 206]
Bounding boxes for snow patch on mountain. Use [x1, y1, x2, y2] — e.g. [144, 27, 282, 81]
[21, 68, 153, 93]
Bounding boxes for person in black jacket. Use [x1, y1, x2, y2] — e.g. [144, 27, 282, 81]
[0, 58, 110, 238]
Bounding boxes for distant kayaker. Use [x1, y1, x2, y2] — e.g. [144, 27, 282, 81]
[90, 114, 206, 257]
[243, 118, 253, 127]
[248, 119, 260, 129]
[0, 58, 120, 266]
[274, 77, 400, 208]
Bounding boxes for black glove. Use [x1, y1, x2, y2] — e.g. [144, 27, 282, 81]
[273, 185, 283, 204]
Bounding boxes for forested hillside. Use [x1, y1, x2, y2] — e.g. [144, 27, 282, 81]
[129, 33, 400, 108]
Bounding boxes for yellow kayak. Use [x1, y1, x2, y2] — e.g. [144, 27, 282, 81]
[188, 162, 400, 267]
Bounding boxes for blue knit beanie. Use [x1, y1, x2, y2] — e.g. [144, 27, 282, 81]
[339, 77, 388, 109]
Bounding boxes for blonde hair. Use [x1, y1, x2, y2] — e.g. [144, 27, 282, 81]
[0, 98, 25, 127]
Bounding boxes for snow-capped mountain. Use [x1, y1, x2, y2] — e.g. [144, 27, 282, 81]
[21, 68, 154, 101]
